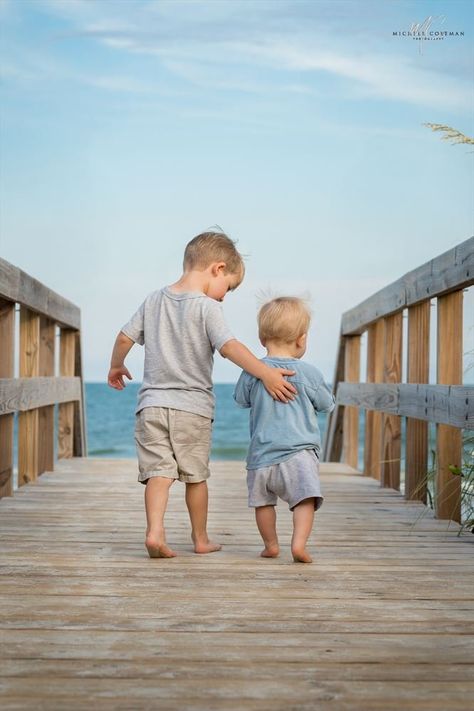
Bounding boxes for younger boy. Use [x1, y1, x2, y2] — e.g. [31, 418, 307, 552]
[234, 297, 335, 563]
[107, 231, 296, 559]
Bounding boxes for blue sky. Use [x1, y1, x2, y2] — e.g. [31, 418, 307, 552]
[0, 0, 473, 382]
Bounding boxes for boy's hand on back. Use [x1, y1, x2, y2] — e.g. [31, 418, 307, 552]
[108, 366, 132, 390]
[219, 339, 297, 403]
[261, 366, 297, 403]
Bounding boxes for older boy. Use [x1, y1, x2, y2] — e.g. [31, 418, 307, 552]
[108, 232, 296, 559]
[234, 297, 335, 563]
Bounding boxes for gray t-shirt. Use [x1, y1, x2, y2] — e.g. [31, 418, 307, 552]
[121, 287, 234, 419]
[234, 356, 335, 469]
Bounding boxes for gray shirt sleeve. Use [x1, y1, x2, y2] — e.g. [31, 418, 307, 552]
[204, 299, 235, 351]
[121, 300, 145, 346]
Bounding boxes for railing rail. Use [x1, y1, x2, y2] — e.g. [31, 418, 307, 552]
[323, 237, 474, 522]
[0, 258, 87, 498]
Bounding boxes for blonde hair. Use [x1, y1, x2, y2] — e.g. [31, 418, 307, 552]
[258, 296, 311, 344]
[183, 231, 245, 280]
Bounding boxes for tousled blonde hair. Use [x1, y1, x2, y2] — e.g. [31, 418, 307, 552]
[183, 231, 244, 281]
[258, 296, 311, 344]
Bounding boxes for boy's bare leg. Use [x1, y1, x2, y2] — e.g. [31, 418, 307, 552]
[144, 476, 177, 558]
[255, 505, 280, 558]
[291, 498, 315, 563]
[185, 481, 221, 554]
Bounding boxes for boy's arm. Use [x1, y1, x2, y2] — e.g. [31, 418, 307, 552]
[233, 371, 252, 408]
[220, 339, 297, 403]
[309, 380, 336, 413]
[107, 332, 135, 390]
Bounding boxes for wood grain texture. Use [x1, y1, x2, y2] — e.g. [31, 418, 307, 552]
[0, 376, 81, 414]
[364, 320, 385, 480]
[336, 383, 473, 429]
[323, 333, 344, 461]
[406, 301, 430, 502]
[0, 458, 472, 710]
[38, 317, 55, 474]
[436, 291, 463, 522]
[0, 256, 80, 329]
[73, 331, 87, 457]
[343, 335, 360, 468]
[18, 308, 40, 486]
[381, 313, 402, 490]
[0, 299, 15, 497]
[58, 329, 76, 459]
[341, 237, 473, 335]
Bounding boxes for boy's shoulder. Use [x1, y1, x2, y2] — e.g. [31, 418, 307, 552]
[262, 357, 326, 389]
[292, 360, 326, 385]
[145, 287, 218, 309]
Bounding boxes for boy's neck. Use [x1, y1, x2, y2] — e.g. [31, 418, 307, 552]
[265, 343, 301, 359]
[169, 271, 208, 295]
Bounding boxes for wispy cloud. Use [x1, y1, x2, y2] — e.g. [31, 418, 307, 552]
[5, 0, 473, 112]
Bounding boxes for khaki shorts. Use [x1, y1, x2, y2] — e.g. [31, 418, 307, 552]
[135, 407, 212, 484]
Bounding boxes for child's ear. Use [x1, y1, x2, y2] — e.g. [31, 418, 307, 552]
[297, 333, 307, 348]
[211, 262, 227, 276]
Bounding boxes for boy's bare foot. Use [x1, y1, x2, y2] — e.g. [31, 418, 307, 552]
[193, 538, 222, 554]
[145, 533, 177, 558]
[260, 542, 280, 558]
[291, 546, 313, 564]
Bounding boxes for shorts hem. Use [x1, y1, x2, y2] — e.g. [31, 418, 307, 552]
[178, 472, 210, 484]
[289, 495, 324, 512]
[138, 469, 177, 484]
[248, 498, 278, 508]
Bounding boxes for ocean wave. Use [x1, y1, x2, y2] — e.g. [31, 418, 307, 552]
[88, 447, 127, 456]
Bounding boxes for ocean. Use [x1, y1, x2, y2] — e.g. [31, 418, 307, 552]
[86, 382, 331, 461]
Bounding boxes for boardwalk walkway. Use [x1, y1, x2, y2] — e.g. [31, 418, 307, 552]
[1, 458, 473, 709]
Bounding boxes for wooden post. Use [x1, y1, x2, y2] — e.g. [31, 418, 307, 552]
[58, 329, 76, 459]
[381, 312, 402, 489]
[364, 320, 384, 479]
[405, 301, 430, 501]
[0, 299, 15, 497]
[73, 331, 87, 457]
[18, 307, 40, 486]
[436, 291, 463, 522]
[324, 334, 345, 462]
[343, 335, 360, 469]
[38, 317, 55, 474]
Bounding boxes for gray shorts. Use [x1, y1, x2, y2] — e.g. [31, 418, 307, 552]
[134, 407, 212, 484]
[247, 449, 323, 511]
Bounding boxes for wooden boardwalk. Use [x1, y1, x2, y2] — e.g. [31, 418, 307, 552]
[1, 458, 473, 710]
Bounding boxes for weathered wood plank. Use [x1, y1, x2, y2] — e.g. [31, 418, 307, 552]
[336, 383, 473, 428]
[73, 331, 87, 457]
[323, 332, 345, 461]
[406, 300, 430, 502]
[38, 317, 55, 475]
[0, 377, 82, 414]
[342, 237, 474, 335]
[0, 299, 15, 498]
[364, 320, 385, 479]
[0, 257, 80, 329]
[343, 335, 360, 468]
[18, 308, 40, 486]
[436, 291, 463, 522]
[381, 313, 403, 489]
[0, 459, 472, 710]
[58, 330, 76, 459]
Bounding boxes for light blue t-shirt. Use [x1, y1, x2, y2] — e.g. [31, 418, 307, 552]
[233, 356, 335, 470]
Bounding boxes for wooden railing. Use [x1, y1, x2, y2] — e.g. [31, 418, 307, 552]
[323, 237, 474, 522]
[0, 258, 87, 498]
